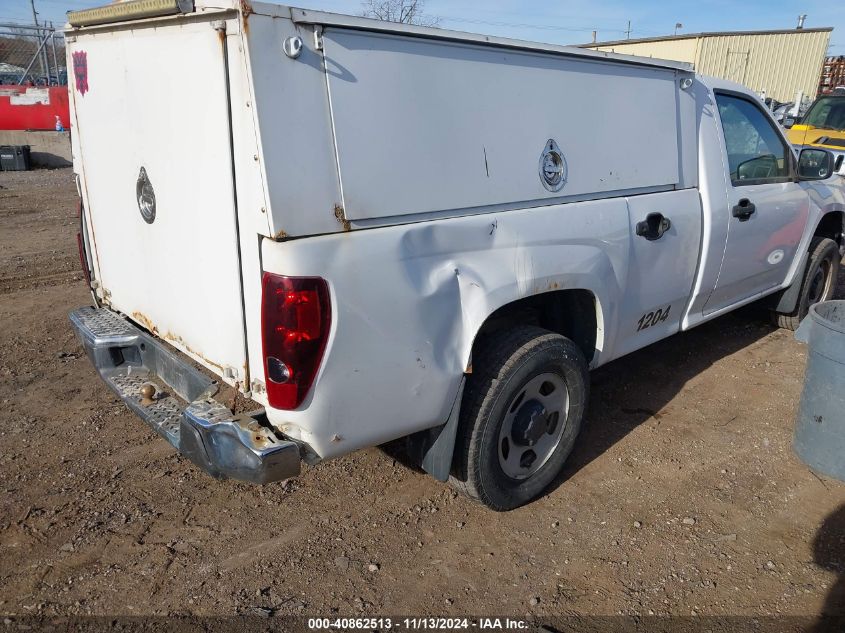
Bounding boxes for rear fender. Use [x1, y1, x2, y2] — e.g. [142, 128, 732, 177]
[259, 198, 626, 460]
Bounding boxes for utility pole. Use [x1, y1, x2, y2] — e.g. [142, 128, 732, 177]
[29, 0, 50, 83]
[49, 21, 59, 85]
[29, 0, 39, 28]
[626, 20, 631, 39]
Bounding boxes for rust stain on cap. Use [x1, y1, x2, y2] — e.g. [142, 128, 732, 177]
[131, 311, 159, 336]
[334, 205, 351, 232]
[240, 0, 253, 34]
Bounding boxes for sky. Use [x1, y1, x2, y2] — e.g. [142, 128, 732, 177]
[1, 0, 843, 51]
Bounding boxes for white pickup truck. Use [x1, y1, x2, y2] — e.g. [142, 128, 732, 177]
[66, 0, 844, 510]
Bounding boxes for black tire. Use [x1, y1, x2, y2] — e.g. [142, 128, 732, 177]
[773, 237, 839, 331]
[449, 326, 589, 511]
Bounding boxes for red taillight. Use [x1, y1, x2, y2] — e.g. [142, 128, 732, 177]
[261, 273, 331, 410]
[76, 199, 92, 287]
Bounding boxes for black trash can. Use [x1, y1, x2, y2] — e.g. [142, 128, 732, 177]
[0, 145, 32, 171]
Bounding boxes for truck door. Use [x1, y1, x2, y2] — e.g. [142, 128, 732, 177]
[702, 92, 809, 314]
[612, 189, 703, 360]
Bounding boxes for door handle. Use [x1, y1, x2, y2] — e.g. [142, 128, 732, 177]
[636, 212, 672, 241]
[732, 198, 756, 221]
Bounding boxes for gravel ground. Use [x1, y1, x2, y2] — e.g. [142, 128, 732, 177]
[0, 168, 844, 625]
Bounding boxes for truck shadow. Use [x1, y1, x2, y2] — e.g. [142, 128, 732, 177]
[810, 503, 845, 631]
[553, 301, 778, 490]
[551, 258, 844, 497]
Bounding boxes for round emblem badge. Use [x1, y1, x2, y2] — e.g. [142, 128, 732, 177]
[136, 166, 156, 224]
[767, 249, 785, 265]
[539, 139, 567, 192]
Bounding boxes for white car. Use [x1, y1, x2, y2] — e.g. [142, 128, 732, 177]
[66, 0, 844, 509]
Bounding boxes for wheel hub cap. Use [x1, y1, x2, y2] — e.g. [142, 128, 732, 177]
[809, 263, 829, 305]
[512, 400, 548, 447]
[498, 372, 570, 480]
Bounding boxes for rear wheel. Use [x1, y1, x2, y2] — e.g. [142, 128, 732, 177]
[772, 237, 839, 330]
[450, 326, 588, 511]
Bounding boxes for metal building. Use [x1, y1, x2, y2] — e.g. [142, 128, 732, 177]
[584, 27, 832, 102]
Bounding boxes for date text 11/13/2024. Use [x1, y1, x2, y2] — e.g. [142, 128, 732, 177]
[307, 618, 530, 630]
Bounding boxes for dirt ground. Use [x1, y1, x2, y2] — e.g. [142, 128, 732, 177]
[1, 168, 845, 624]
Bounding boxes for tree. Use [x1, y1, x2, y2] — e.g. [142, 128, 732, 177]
[360, 0, 440, 27]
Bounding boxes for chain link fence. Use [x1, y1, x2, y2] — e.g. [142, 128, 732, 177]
[0, 23, 66, 86]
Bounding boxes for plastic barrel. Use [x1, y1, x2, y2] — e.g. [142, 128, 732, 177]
[794, 300, 845, 482]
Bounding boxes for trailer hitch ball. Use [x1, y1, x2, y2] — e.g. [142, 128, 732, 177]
[139, 383, 157, 406]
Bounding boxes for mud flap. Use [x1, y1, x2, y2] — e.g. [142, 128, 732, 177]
[409, 378, 465, 482]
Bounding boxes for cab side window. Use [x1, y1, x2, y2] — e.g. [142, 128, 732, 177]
[716, 93, 792, 186]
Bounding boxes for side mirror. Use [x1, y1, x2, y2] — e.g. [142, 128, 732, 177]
[798, 148, 835, 181]
[783, 117, 795, 128]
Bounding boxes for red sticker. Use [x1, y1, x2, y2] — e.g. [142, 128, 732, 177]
[72, 51, 88, 95]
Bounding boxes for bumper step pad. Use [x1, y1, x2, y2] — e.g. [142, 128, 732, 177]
[69, 306, 301, 484]
[73, 305, 138, 342]
[109, 372, 183, 445]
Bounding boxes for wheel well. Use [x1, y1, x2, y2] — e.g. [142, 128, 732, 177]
[815, 211, 844, 248]
[474, 289, 598, 364]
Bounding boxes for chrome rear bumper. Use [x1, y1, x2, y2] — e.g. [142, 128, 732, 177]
[69, 306, 301, 484]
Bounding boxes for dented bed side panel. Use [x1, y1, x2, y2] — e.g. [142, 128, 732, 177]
[260, 198, 629, 459]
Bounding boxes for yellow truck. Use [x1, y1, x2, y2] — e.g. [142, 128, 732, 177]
[787, 94, 845, 175]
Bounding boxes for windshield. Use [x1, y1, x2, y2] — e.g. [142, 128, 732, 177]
[802, 96, 845, 131]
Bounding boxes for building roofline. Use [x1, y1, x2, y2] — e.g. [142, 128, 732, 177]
[582, 27, 834, 48]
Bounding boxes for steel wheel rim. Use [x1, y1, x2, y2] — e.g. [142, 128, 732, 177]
[809, 259, 832, 305]
[497, 372, 569, 480]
